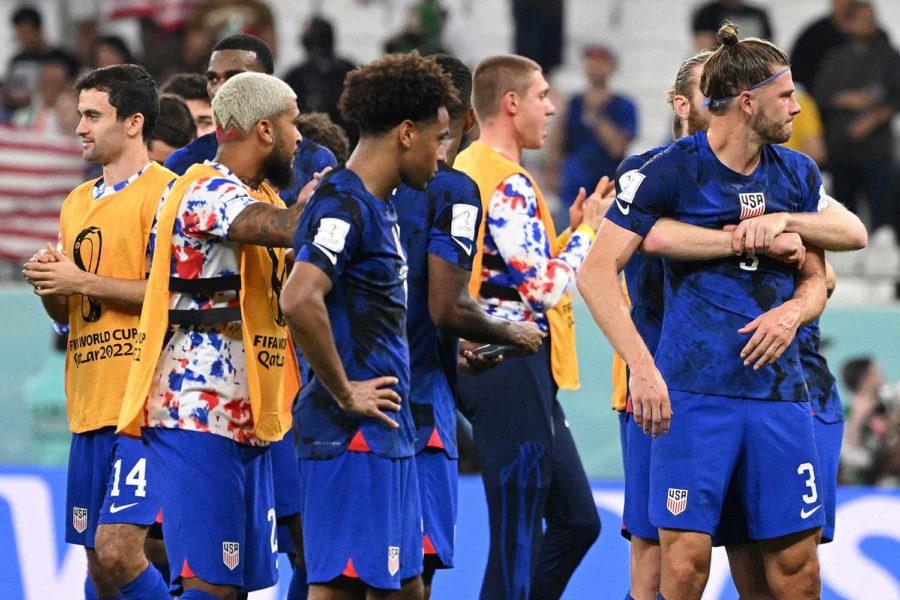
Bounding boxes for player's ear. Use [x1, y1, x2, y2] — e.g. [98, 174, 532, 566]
[398, 119, 415, 150]
[503, 91, 518, 116]
[256, 118, 274, 145]
[126, 112, 144, 138]
[672, 95, 690, 121]
[463, 107, 477, 134]
[738, 91, 754, 116]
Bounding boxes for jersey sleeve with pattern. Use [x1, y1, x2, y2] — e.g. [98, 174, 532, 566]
[487, 173, 591, 313]
[427, 168, 482, 270]
[293, 192, 363, 282]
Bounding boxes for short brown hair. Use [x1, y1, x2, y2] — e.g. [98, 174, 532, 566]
[472, 54, 541, 121]
[699, 22, 789, 114]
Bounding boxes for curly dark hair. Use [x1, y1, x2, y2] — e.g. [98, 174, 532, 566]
[339, 52, 458, 136]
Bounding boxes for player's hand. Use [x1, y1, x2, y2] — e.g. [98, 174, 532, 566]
[731, 212, 789, 256]
[458, 340, 502, 375]
[629, 361, 671, 437]
[738, 300, 803, 369]
[508, 321, 545, 356]
[22, 244, 84, 296]
[337, 376, 402, 429]
[296, 166, 332, 210]
[765, 232, 806, 267]
[568, 187, 587, 230]
[582, 176, 614, 232]
[24, 244, 59, 266]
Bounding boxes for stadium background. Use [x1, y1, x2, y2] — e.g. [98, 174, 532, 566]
[0, 0, 899, 598]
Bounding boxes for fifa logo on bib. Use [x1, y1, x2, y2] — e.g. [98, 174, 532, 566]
[72, 507, 88, 533]
[387, 545, 400, 576]
[223, 542, 240, 570]
[667, 488, 688, 516]
[739, 193, 766, 220]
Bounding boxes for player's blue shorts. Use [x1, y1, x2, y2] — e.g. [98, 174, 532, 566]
[299, 451, 423, 590]
[416, 448, 458, 569]
[622, 412, 657, 541]
[814, 417, 843, 543]
[650, 391, 824, 540]
[270, 436, 302, 555]
[715, 414, 844, 547]
[143, 428, 277, 593]
[65, 427, 159, 547]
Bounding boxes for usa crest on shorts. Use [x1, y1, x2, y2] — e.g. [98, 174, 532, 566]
[223, 541, 240, 570]
[387, 545, 400, 576]
[666, 488, 688, 516]
[72, 507, 88, 533]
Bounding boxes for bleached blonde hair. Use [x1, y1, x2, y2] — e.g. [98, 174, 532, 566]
[212, 72, 297, 136]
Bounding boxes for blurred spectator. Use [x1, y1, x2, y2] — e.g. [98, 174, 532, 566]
[547, 44, 636, 224]
[90, 35, 134, 68]
[161, 72, 215, 136]
[791, 0, 857, 93]
[147, 94, 196, 163]
[691, 0, 773, 51]
[841, 356, 900, 485]
[184, 0, 277, 76]
[384, 0, 446, 55]
[11, 50, 81, 136]
[283, 16, 357, 147]
[814, 1, 900, 234]
[295, 112, 350, 163]
[512, 0, 564, 74]
[3, 6, 57, 114]
[782, 88, 827, 166]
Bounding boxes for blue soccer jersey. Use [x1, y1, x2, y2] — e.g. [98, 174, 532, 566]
[164, 133, 338, 207]
[392, 163, 483, 458]
[606, 131, 825, 402]
[798, 319, 843, 423]
[293, 167, 414, 459]
[616, 149, 666, 355]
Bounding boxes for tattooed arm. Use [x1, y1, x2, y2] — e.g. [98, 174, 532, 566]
[227, 200, 304, 248]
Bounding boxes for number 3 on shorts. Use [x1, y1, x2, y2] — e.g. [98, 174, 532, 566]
[797, 462, 817, 504]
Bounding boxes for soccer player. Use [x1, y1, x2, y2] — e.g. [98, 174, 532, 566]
[164, 33, 337, 207]
[117, 72, 303, 600]
[607, 50, 866, 600]
[579, 23, 830, 599]
[161, 72, 216, 136]
[391, 54, 544, 600]
[164, 33, 335, 588]
[281, 53, 456, 600]
[454, 54, 607, 600]
[22, 64, 174, 599]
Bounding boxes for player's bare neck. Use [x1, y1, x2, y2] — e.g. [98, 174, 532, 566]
[101, 144, 151, 186]
[707, 121, 763, 176]
[478, 126, 521, 164]
[216, 145, 264, 190]
[346, 139, 401, 201]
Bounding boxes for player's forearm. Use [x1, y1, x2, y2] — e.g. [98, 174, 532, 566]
[784, 202, 868, 251]
[432, 293, 524, 345]
[283, 293, 353, 404]
[577, 253, 653, 368]
[789, 247, 828, 327]
[227, 201, 303, 248]
[40, 294, 69, 324]
[81, 274, 146, 308]
[641, 218, 734, 260]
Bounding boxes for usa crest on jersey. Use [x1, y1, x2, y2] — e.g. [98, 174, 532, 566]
[387, 545, 400, 576]
[667, 488, 688, 516]
[73, 507, 88, 533]
[223, 541, 240, 570]
[739, 192, 766, 220]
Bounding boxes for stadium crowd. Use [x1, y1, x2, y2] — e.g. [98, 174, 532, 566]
[2, 1, 899, 599]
